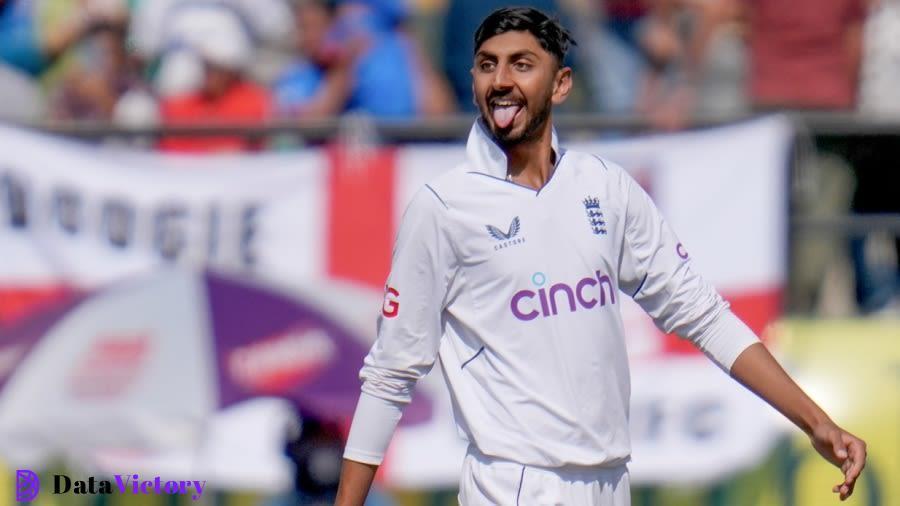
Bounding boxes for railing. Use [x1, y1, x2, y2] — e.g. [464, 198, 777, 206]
[15, 111, 900, 141]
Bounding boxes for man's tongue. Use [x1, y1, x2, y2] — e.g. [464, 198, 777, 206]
[492, 105, 521, 129]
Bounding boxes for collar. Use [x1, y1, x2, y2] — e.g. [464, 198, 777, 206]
[465, 118, 561, 180]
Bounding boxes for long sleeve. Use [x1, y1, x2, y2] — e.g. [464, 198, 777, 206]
[343, 185, 458, 464]
[617, 174, 758, 371]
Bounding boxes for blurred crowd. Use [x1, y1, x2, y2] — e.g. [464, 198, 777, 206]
[2, 0, 900, 146]
[0, 0, 897, 313]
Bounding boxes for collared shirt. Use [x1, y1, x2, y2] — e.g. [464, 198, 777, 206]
[349, 121, 757, 468]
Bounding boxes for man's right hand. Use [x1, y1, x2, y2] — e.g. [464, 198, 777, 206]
[334, 459, 379, 506]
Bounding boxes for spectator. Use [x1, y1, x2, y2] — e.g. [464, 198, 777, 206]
[48, 1, 142, 121]
[848, 0, 900, 314]
[636, 0, 748, 129]
[1, 0, 121, 77]
[157, 6, 272, 153]
[335, 0, 455, 118]
[745, 0, 866, 111]
[272, 0, 356, 119]
[129, 0, 296, 84]
[0, 0, 46, 75]
[743, 0, 869, 314]
[859, 0, 900, 116]
[568, 0, 651, 114]
[275, 0, 454, 120]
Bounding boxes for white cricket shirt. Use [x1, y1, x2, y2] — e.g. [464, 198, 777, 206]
[344, 120, 758, 468]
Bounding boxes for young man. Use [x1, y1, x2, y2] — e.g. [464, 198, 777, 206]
[336, 7, 867, 505]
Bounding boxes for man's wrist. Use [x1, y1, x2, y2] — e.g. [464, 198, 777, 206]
[799, 406, 834, 436]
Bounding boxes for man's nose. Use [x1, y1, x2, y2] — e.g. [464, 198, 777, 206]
[492, 65, 514, 90]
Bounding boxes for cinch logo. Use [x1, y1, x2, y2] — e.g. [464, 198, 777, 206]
[16, 470, 39, 502]
[510, 271, 617, 321]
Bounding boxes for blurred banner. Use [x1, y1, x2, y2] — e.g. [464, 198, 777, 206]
[0, 117, 794, 489]
[771, 319, 899, 506]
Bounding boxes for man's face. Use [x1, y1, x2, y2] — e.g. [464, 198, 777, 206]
[472, 30, 571, 147]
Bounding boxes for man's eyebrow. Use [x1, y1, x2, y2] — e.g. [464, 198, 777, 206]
[475, 49, 541, 60]
[509, 50, 540, 60]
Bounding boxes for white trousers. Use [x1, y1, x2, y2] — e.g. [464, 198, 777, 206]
[458, 450, 631, 506]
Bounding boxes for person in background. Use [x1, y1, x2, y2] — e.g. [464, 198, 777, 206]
[636, 0, 747, 129]
[128, 0, 296, 85]
[565, 0, 651, 114]
[47, 0, 143, 121]
[275, 0, 454, 119]
[848, 0, 900, 314]
[741, 0, 869, 314]
[745, 0, 866, 112]
[337, 0, 455, 118]
[0, 0, 129, 124]
[157, 6, 272, 153]
[272, 0, 357, 119]
[0, 0, 121, 77]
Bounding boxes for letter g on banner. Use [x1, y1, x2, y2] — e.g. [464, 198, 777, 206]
[16, 470, 40, 502]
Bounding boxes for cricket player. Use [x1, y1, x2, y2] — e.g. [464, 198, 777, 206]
[335, 7, 867, 505]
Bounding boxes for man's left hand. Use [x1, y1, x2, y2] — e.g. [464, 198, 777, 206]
[809, 422, 867, 501]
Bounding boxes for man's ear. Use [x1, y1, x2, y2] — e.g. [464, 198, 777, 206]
[552, 66, 573, 105]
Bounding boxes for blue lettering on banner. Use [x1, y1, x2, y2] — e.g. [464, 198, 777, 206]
[0, 168, 261, 269]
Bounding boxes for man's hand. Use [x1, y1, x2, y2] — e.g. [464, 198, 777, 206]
[809, 422, 867, 501]
[729, 342, 868, 502]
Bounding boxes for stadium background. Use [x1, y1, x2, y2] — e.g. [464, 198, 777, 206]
[0, 0, 898, 504]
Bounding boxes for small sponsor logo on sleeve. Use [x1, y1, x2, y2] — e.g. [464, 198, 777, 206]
[382, 286, 400, 317]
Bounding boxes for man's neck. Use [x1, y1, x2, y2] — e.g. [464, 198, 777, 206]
[505, 124, 556, 190]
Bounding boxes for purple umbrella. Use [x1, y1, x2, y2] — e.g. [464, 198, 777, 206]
[0, 268, 430, 467]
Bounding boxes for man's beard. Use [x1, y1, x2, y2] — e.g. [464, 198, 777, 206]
[481, 93, 553, 148]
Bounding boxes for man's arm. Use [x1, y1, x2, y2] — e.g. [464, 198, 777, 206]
[616, 170, 867, 500]
[730, 342, 867, 501]
[335, 460, 378, 506]
[335, 186, 458, 505]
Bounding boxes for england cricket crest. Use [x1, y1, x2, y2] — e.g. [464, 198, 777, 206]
[583, 196, 606, 235]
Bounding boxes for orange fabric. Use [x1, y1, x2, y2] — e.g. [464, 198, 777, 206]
[158, 82, 272, 153]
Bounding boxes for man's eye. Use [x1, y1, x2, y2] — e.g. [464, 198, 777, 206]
[514, 62, 532, 71]
[480, 62, 495, 72]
